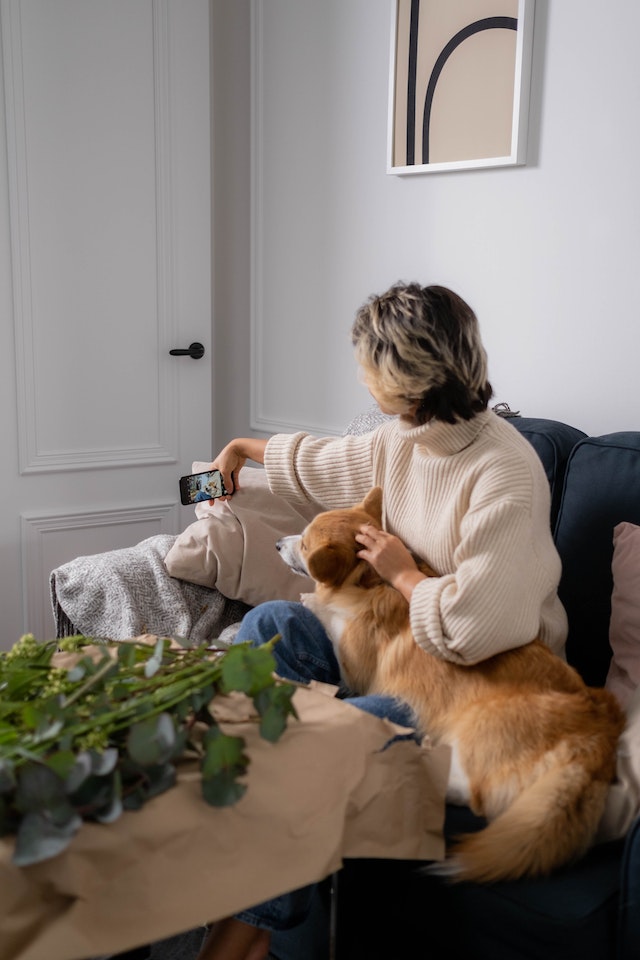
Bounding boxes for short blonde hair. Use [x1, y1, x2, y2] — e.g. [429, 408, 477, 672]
[351, 283, 492, 424]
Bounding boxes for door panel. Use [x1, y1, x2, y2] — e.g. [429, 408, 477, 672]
[0, 0, 212, 646]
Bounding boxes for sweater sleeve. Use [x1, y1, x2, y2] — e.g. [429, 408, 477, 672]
[264, 430, 379, 509]
[409, 499, 566, 665]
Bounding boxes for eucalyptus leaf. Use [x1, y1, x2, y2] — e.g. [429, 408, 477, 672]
[90, 747, 119, 776]
[170, 635, 190, 648]
[254, 684, 297, 743]
[21, 703, 43, 731]
[201, 728, 248, 780]
[69, 772, 117, 812]
[142, 762, 177, 800]
[8, 668, 42, 699]
[93, 792, 123, 824]
[201, 769, 247, 807]
[127, 712, 176, 766]
[220, 643, 276, 697]
[14, 762, 68, 815]
[12, 809, 82, 866]
[117, 642, 138, 668]
[1, 633, 295, 862]
[144, 637, 166, 678]
[44, 749, 78, 783]
[33, 717, 64, 744]
[66, 664, 86, 682]
[63, 752, 93, 793]
[111, 680, 136, 700]
[88, 769, 122, 823]
[190, 684, 214, 712]
[13, 744, 46, 764]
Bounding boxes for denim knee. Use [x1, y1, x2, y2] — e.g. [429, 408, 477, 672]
[235, 601, 342, 686]
[235, 601, 299, 648]
[235, 884, 316, 932]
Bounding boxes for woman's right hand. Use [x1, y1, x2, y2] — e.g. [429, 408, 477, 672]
[209, 437, 268, 499]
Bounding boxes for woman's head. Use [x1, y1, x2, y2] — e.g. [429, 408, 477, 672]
[351, 282, 493, 425]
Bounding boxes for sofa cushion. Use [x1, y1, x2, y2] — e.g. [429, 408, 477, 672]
[605, 521, 640, 708]
[554, 433, 640, 686]
[334, 831, 625, 960]
[598, 684, 640, 843]
[164, 466, 317, 606]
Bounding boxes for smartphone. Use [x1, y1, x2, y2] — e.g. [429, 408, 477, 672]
[179, 468, 229, 505]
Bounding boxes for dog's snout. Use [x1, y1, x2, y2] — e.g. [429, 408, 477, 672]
[275, 534, 308, 577]
[277, 534, 299, 551]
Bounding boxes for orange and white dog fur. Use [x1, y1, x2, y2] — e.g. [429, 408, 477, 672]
[276, 488, 625, 883]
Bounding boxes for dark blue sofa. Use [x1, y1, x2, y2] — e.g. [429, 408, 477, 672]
[110, 416, 640, 960]
[325, 416, 640, 960]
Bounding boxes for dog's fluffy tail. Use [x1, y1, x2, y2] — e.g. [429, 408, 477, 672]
[439, 759, 609, 883]
[431, 688, 624, 883]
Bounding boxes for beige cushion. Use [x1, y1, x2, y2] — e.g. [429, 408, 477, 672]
[597, 521, 640, 840]
[164, 465, 317, 606]
[605, 521, 640, 709]
[598, 682, 640, 841]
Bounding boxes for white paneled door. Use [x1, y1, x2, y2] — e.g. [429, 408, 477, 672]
[0, 0, 212, 647]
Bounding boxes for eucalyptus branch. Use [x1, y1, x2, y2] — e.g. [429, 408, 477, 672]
[61, 656, 118, 708]
[0, 633, 296, 866]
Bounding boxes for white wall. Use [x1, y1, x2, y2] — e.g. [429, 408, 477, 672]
[212, 0, 640, 448]
[211, 0, 253, 449]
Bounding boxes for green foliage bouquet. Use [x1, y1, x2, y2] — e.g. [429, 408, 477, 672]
[0, 633, 296, 867]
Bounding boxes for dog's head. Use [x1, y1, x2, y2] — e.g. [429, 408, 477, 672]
[276, 487, 383, 588]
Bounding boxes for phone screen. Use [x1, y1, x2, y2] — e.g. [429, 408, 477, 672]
[180, 469, 225, 505]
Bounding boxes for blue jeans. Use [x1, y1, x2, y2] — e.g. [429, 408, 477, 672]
[233, 600, 418, 933]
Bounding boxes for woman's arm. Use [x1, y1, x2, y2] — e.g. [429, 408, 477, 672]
[264, 429, 381, 508]
[210, 437, 268, 498]
[408, 500, 565, 664]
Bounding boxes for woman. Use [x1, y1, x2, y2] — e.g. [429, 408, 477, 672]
[197, 282, 567, 960]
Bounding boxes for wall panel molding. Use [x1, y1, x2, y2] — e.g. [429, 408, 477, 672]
[21, 501, 179, 640]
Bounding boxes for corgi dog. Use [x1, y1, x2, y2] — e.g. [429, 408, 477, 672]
[276, 488, 625, 883]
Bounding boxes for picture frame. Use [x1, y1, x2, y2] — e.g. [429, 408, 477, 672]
[387, 0, 535, 175]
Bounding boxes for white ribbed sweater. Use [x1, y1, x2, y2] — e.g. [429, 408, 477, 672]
[264, 410, 567, 665]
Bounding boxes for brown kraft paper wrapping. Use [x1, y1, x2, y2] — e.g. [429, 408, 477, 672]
[0, 683, 450, 960]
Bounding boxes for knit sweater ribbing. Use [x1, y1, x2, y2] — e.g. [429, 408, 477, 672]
[264, 410, 567, 665]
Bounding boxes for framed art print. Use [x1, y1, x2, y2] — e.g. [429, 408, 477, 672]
[387, 0, 535, 174]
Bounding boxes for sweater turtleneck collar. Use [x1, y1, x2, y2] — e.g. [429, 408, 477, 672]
[394, 409, 492, 456]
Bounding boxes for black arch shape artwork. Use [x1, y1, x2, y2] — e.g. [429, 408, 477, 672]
[405, 13, 518, 166]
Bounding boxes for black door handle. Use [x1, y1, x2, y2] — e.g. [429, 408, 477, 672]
[169, 342, 205, 359]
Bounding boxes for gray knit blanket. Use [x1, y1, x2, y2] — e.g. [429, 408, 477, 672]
[49, 534, 250, 644]
[49, 411, 388, 647]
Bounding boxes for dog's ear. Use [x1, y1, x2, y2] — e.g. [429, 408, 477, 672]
[307, 543, 355, 586]
[362, 487, 383, 525]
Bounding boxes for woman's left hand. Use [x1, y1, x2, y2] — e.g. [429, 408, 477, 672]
[355, 525, 427, 599]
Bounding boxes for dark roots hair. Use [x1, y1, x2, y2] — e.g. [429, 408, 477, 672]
[351, 282, 493, 424]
